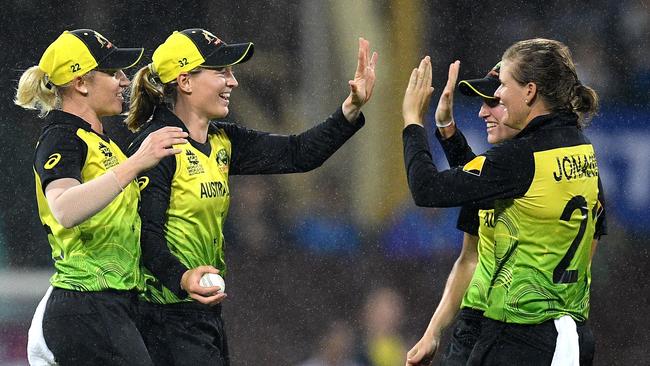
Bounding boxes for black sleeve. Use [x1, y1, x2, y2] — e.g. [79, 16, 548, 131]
[402, 124, 534, 207]
[457, 205, 480, 235]
[594, 177, 607, 239]
[435, 128, 477, 167]
[222, 107, 364, 175]
[34, 126, 87, 192]
[128, 136, 189, 298]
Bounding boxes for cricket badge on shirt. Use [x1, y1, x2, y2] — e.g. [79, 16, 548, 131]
[99, 142, 119, 168]
[463, 156, 486, 176]
[216, 148, 230, 173]
[185, 149, 205, 175]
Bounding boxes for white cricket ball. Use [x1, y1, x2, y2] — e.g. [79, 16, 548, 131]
[199, 273, 225, 293]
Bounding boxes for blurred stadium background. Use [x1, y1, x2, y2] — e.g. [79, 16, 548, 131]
[0, 1, 648, 364]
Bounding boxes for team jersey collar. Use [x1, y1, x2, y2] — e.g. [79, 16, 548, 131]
[152, 106, 223, 135]
[152, 106, 188, 132]
[43, 110, 96, 133]
[516, 111, 579, 138]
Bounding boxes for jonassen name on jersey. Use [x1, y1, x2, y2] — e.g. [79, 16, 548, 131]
[552, 153, 599, 182]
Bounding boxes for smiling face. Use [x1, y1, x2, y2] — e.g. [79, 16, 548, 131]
[187, 66, 238, 120]
[85, 69, 129, 117]
[478, 97, 519, 144]
[494, 60, 533, 131]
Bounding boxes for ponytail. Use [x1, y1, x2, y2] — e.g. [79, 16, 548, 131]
[571, 83, 599, 128]
[14, 66, 60, 117]
[125, 65, 165, 132]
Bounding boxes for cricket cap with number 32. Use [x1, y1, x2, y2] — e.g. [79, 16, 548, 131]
[151, 28, 254, 84]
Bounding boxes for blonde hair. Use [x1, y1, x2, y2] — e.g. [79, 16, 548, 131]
[14, 66, 61, 118]
[126, 65, 204, 132]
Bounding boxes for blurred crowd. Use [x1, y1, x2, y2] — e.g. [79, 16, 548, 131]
[1, 0, 648, 365]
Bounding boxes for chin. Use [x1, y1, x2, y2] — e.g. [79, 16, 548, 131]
[213, 107, 229, 119]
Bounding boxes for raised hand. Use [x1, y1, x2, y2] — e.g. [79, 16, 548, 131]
[403, 56, 434, 127]
[435, 60, 460, 132]
[342, 37, 379, 122]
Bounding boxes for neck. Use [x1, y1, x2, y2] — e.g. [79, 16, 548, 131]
[174, 100, 209, 143]
[61, 98, 104, 134]
[518, 101, 552, 131]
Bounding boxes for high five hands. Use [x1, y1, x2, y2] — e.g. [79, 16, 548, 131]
[342, 37, 379, 123]
[403, 56, 435, 127]
[435, 60, 461, 138]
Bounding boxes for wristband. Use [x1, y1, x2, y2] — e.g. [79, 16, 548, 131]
[436, 120, 454, 128]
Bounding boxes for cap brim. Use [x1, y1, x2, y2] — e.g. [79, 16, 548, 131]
[203, 42, 254, 68]
[458, 77, 500, 99]
[97, 47, 144, 70]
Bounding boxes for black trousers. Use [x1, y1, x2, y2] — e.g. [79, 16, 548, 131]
[442, 308, 485, 366]
[42, 288, 153, 366]
[138, 300, 229, 366]
[467, 316, 595, 366]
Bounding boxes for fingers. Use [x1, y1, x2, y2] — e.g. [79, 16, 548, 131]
[406, 346, 419, 365]
[190, 291, 227, 306]
[356, 37, 367, 75]
[425, 57, 433, 95]
[442, 60, 460, 97]
[369, 51, 378, 70]
[415, 57, 428, 89]
[407, 68, 418, 92]
[448, 60, 460, 86]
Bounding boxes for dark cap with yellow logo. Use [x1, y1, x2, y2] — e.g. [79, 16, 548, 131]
[458, 62, 501, 100]
[39, 29, 144, 86]
[152, 28, 254, 83]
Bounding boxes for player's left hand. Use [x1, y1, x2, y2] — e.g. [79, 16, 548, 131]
[342, 37, 378, 122]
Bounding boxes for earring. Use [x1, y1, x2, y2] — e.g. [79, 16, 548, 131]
[524, 99, 528, 103]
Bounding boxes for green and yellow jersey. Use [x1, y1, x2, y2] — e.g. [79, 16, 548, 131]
[406, 112, 604, 323]
[128, 107, 364, 304]
[33, 110, 143, 292]
[436, 130, 498, 312]
[459, 209, 496, 310]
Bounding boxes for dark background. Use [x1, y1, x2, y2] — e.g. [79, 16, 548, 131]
[0, 1, 648, 365]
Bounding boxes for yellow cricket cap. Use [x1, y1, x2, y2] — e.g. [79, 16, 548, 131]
[152, 28, 254, 84]
[38, 29, 144, 86]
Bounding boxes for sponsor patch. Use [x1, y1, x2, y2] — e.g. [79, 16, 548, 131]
[463, 156, 486, 176]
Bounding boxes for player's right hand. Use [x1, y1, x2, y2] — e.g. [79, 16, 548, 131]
[132, 126, 188, 172]
[435, 60, 460, 138]
[403, 56, 434, 127]
[181, 265, 227, 306]
[405, 334, 439, 366]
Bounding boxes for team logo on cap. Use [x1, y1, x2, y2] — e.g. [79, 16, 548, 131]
[93, 31, 113, 49]
[201, 30, 222, 46]
[463, 156, 486, 176]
